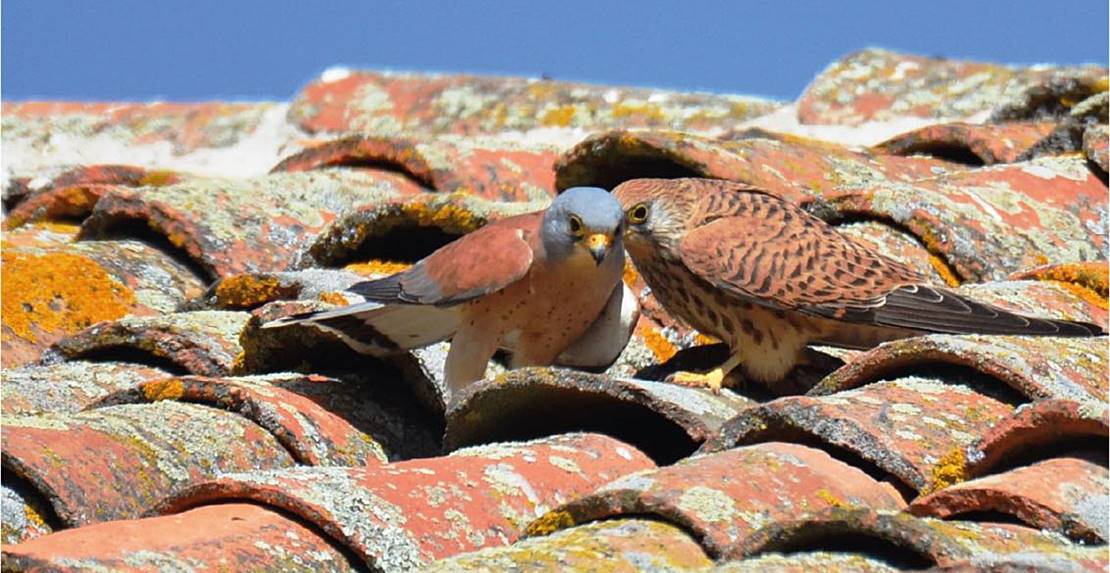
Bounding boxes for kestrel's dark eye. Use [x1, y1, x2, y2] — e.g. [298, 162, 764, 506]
[568, 214, 584, 236]
[627, 203, 649, 224]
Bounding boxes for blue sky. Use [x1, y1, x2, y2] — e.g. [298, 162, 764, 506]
[3, 1, 1107, 102]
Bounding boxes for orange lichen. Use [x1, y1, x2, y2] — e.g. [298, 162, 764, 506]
[928, 254, 962, 287]
[1, 251, 136, 343]
[621, 261, 640, 288]
[138, 169, 179, 187]
[142, 378, 185, 401]
[637, 324, 678, 362]
[926, 447, 967, 494]
[541, 105, 577, 127]
[400, 195, 482, 234]
[1053, 282, 1109, 311]
[345, 260, 413, 277]
[694, 333, 719, 345]
[317, 291, 349, 306]
[611, 101, 665, 122]
[524, 509, 575, 537]
[215, 275, 290, 309]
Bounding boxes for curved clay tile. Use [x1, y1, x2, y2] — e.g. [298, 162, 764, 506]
[2, 232, 206, 368]
[292, 191, 545, 270]
[812, 334, 1107, 404]
[796, 48, 1106, 126]
[154, 433, 654, 570]
[910, 454, 1108, 544]
[46, 311, 250, 377]
[703, 377, 1015, 496]
[287, 70, 781, 136]
[445, 368, 754, 464]
[1, 361, 170, 416]
[426, 518, 712, 571]
[93, 375, 389, 466]
[1084, 124, 1108, 173]
[729, 508, 1103, 569]
[966, 399, 1108, 478]
[76, 170, 415, 280]
[1, 503, 358, 572]
[553, 130, 959, 200]
[2, 402, 296, 529]
[4, 164, 184, 227]
[871, 122, 1057, 165]
[272, 134, 558, 202]
[524, 442, 905, 558]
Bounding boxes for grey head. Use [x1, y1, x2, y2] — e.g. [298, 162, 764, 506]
[542, 186, 624, 265]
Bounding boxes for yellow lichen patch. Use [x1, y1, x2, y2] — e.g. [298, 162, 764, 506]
[142, 378, 185, 401]
[214, 275, 286, 309]
[400, 196, 482, 235]
[1054, 281, 1109, 311]
[541, 105, 577, 127]
[138, 169, 178, 187]
[1, 251, 136, 343]
[694, 333, 719, 345]
[637, 324, 678, 362]
[317, 291, 349, 306]
[36, 222, 84, 236]
[1030, 262, 1109, 298]
[928, 254, 962, 287]
[925, 447, 967, 494]
[815, 488, 847, 508]
[524, 509, 575, 537]
[621, 261, 640, 288]
[23, 503, 47, 529]
[612, 101, 665, 122]
[1091, 76, 1109, 93]
[345, 260, 413, 277]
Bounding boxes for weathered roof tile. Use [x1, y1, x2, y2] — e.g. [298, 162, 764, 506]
[288, 70, 781, 136]
[796, 48, 1106, 125]
[871, 121, 1057, 165]
[2, 503, 358, 572]
[1, 361, 170, 416]
[526, 442, 905, 557]
[45, 311, 249, 377]
[704, 377, 1015, 496]
[446, 367, 754, 464]
[426, 518, 712, 572]
[153, 433, 653, 570]
[2, 401, 296, 528]
[909, 454, 1108, 543]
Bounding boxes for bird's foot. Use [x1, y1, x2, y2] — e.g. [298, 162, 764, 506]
[666, 367, 725, 394]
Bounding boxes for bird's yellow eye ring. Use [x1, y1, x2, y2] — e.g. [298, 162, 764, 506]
[627, 203, 649, 224]
[568, 214, 584, 236]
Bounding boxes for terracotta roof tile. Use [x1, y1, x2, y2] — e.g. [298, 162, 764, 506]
[1, 228, 207, 367]
[151, 433, 653, 570]
[796, 48, 1107, 125]
[966, 399, 1108, 477]
[909, 454, 1108, 543]
[729, 508, 1102, 570]
[525, 442, 905, 557]
[445, 367, 753, 464]
[288, 70, 781, 136]
[426, 518, 712, 571]
[2, 503, 358, 572]
[1, 361, 170, 416]
[705, 377, 1016, 496]
[2, 401, 296, 528]
[3, 164, 182, 225]
[871, 121, 1057, 165]
[95, 374, 389, 466]
[812, 333, 1107, 403]
[272, 134, 558, 201]
[45, 311, 249, 376]
[1085, 123, 1109, 172]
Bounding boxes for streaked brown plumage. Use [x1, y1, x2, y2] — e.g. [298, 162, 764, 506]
[613, 177, 1105, 388]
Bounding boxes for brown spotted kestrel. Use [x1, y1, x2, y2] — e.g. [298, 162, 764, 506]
[265, 187, 635, 396]
[613, 178, 1105, 391]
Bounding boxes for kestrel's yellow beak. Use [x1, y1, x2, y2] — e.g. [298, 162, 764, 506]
[586, 233, 612, 265]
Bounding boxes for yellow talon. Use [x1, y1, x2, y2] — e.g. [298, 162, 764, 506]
[669, 368, 725, 393]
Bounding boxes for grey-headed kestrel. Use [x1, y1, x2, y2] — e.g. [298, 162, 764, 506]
[264, 187, 634, 396]
[613, 178, 1105, 391]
